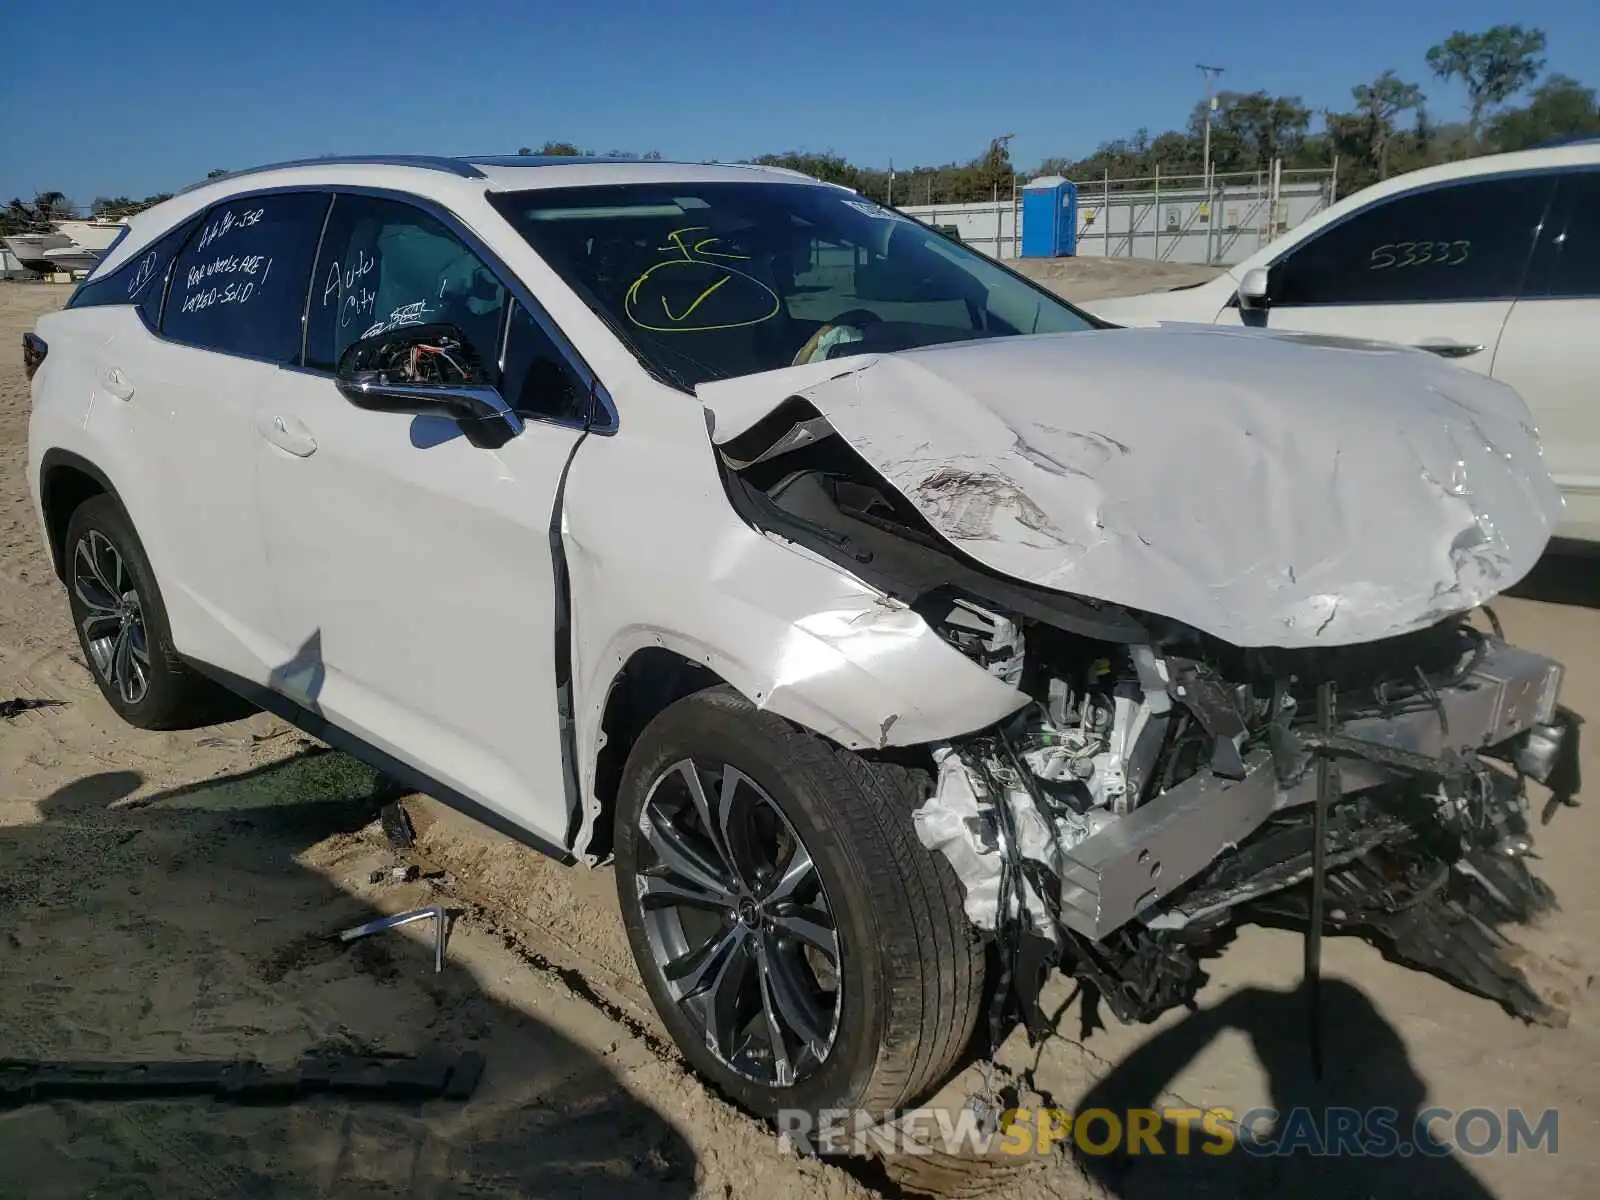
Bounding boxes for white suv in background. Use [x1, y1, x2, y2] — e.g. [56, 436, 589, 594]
[1091, 143, 1600, 540]
[22, 155, 1579, 1120]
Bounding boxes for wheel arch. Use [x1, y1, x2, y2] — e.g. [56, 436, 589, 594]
[578, 645, 725, 861]
[570, 602, 1029, 861]
[38, 449, 125, 581]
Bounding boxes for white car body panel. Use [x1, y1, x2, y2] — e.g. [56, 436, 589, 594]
[29, 306, 282, 684]
[702, 326, 1560, 649]
[1087, 145, 1600, 542]
[1494, 294, 1600, 541]
[558, 379, 1031, 854]
[1212, 295, 1518, 377]
[252, 367, 584, 847]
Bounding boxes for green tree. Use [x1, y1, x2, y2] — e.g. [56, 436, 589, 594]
[1426, 24, 1547, 140]
[945, 137, 1016, 201]
[751, 151, 861, 189]
[1487, 74, 1600, 151]
[32, 191, 72, 223]
[1, 197, 34, 236]
[0, 192, 73, 235]
[1351, 70, 1424, 179]
[91, 196, 137, 218]
[205, 168, 229, 179]
[1214, 92, 1312, 172]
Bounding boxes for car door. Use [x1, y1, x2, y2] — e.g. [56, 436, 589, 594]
[1224, 172, 1557, 376]
[253, 191, 593, 848]
[135, 190, 328, 682]
[1493, 167, 1600, 540]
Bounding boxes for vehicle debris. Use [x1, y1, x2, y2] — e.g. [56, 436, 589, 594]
[339, 905, 456, 973]
[379, 800, 417, 849]
[0, 1047, 484, 1107]
[1, 697, 65, 720]
[368, 864, 421, 886]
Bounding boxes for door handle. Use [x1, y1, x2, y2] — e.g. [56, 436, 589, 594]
[102, 367, 135, 401]
[1413, 340, 1485, 359]
[254, 412, 318, 458]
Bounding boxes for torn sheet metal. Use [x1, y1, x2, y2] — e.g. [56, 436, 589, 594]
[700, 325, 1563, 649]
[913, 744, 1112, 935]
[937, 635, 1563, 942]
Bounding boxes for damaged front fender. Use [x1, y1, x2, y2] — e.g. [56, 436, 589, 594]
[564, 516, 1029, 856]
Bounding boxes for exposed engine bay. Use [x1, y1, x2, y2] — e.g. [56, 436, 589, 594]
[718, 398, 1582, 1036]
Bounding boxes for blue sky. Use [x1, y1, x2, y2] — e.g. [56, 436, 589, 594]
[2, 0, 1596, 208]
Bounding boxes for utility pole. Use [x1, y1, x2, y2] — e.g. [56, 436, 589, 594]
[993, 133, 1015, 259]
[1197, 63, 1224, 263]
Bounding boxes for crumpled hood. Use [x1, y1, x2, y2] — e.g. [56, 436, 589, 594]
[698, 325, 1562, 648]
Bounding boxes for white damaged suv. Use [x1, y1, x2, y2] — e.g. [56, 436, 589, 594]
[25, 156, 1582, 1116]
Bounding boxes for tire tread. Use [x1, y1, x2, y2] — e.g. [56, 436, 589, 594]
[64, 496, 233, 730]
[647, 687, 984, 1111]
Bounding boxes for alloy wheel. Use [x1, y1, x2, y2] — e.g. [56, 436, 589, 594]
[73, 530, 151, 706]
[635, 758, 841, 1088]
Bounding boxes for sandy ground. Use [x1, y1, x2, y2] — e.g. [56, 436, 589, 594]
[1011, 256, 1220, 302]
[1, 269, 1597, 1199]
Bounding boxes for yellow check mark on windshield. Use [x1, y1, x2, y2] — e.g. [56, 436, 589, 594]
[660, 274, 730, 324]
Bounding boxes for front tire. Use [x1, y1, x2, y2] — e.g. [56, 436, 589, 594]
[614, 686, 984, 1117]
[63, 496, 232, 730]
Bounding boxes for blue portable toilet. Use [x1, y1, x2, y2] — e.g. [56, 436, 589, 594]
[1021, 176, 1078, 257]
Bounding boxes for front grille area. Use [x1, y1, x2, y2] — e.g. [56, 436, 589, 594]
[1203, 617, 1483, 715]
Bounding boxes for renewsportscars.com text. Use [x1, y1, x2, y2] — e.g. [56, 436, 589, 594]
[776, 1105, 1560, 1159]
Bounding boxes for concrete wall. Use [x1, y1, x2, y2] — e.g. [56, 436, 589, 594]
[898, 173, 1334, 266]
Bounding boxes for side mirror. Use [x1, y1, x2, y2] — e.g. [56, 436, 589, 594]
[335, 323, 524, 450]
[1236, 267, 1270, 309]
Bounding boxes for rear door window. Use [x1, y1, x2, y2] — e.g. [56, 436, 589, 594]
[68, 216, 201, 328]
[303, 194, 506, 373]
[1269, 174, 1556, 306]
[162, 192, 328, 361]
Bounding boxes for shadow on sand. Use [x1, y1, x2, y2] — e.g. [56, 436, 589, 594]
[0, 756, 698, 1199]
[1070, 979, 1497, 1198]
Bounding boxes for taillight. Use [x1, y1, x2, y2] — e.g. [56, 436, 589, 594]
[22, 332, 46, 380]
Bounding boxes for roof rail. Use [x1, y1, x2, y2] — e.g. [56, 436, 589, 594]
[463, 155, 827, 180]
[464, 154, 661, 168]
[177, 155, 486, 195]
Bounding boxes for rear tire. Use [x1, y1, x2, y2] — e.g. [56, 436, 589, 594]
[614, 685, 984, 1117]
[63, 496, 235, 730]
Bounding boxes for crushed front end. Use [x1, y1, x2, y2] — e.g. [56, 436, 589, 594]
[912, 608, 1581, 1032]
[706, 371, 1577, 1040]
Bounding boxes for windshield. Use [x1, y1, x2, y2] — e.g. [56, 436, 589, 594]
[490, 182, 1097, 389]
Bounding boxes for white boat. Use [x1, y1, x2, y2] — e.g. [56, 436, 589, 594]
[56, 219, 127, 253]
[3, 232, 70, 274]
[43, 245, 102, 273]
[4, 219, 125, 276]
